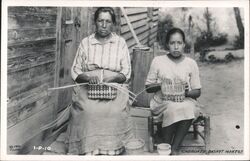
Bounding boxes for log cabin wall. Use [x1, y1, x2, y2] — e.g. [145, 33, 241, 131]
[120, 7, 159, 54]
[7, 7, 58, 154]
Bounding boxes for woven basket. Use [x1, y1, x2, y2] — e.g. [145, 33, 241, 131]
[161, 82, 186, 102]
[87, 84, 117, 100]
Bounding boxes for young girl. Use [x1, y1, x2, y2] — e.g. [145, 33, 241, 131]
[145, 27, 202, 155]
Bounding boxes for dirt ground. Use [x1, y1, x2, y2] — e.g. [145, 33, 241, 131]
[197, 58, 244, 154]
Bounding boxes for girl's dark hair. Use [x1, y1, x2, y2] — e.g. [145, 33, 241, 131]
[166, 27, 186, 44]
[94, 7, 116, 24]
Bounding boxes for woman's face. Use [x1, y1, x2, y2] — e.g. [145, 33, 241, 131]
[167, 32, 185, 58]
[95, 12, 113, 38]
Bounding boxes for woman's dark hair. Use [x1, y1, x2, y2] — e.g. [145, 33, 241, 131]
[94, 7, 116, 24]
[166, 27, 186, 44]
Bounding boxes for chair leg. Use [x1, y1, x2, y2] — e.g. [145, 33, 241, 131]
[193, 123, 198, 140]
[204, 116, 211, 154]
[148, 116, 154, 152]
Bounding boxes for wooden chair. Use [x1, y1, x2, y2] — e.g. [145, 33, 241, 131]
[147, 111, 211, 154]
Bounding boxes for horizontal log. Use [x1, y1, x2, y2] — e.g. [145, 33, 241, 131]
[8, 7, 57, 16]
[8, 37, 56, 47]
[122, 24, 149, 40]
[8, 50, 55, 73]
[121, 19, 146, 34]
[8, 94, 54, 128]
[121, 12, 147, 25]
[152, 15, 159, 22]
[149, 28, 158, 39]
[149, 38, 157, 47]
[124, 7, 148, 16]
[8, 59, 55, 74]
[7, 82, 53, 114]
[8, 75, 54, 98]
[8, 13, 57, 29]
[7, 105, 54, 154]
[141, 37, 149, 45]
[153, 10, 159, 16]
[126, 28, 150, 48]
[8, 27, 56, 44]
[128, 36, 151, 55]
[8, 70, 54, 97]
[8, 62, 55, 86]
[8, 39, 56, 59]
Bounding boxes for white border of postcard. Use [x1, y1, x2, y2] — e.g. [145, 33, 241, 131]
[1, 0, 249, 161]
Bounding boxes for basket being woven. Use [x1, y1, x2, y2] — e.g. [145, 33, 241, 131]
[161, 82, 186, 102]
[87, 84, 117, 100]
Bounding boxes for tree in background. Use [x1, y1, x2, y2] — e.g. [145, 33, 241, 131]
[195, 8, 228, 61]
[233, 7, 244, 49]
[157, 14, 173, 49]
[203, 7, 213, 38]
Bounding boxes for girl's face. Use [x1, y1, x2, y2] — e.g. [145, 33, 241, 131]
[167, 32, 185, 58]
[95, 12, 113, 38]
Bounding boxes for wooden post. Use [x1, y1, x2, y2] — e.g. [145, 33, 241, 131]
[131, 47, 154, 107]
[52, 7, 62, 130]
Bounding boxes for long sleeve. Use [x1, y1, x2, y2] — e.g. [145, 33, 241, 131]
[119, 42, 131, 81]
[71, 42, 86, 81]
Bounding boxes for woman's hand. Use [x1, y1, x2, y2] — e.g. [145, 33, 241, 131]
[88, 76, 100, 84]
[75, 73, 100, 84]
[103, 73, 126, 83]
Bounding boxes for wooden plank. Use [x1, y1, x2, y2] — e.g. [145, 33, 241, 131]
[141, 37, 149, 46]
[8, 27, 56, 44]
[121, 19, 146, 34]
[56, 7, 76, 113]
[8, 7, 57, 16]
[126, 28, 150, 48]
[8, 50, 55, 73]
[124, 7, 148, 15]
[131, 49, 154, 107]
[8, 13, 57, 29]
[8, 77, 54, 102]
[7, 88, 49, 114]
[152, 15, 159, 22]
[8, 58, 55, 74]
[8, 71, 54, 98]
[8, 95, 54, 128]
[153, 9, 159, 16]
[8, 37, 56, 47]
[7, 105, 54, 154]
[122, 24, 149, 40]
[121, 12, 147, 25]
[8, 38, 56, 59]
[149, 38, 157, 47]
[53, 7, 62, 117]
[149, 29, 158, 40]
[7, 62, 55, 88]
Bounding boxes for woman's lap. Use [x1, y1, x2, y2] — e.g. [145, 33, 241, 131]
[65, 84, 134, 154]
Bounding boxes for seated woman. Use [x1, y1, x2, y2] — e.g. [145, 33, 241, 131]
[65, 7, 134, 155]
[145, 27, 202, 155]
